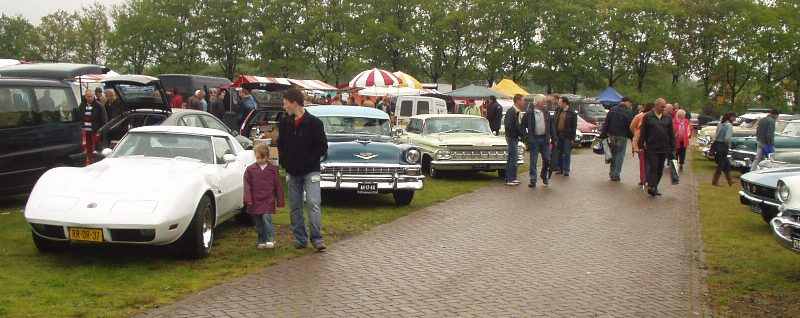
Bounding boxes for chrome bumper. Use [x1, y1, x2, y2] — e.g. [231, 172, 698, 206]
[431, 159, 523, 171]
[319, 163, 424, 192]
[739, 190, 780, 214]
[771, 216, 800, 253]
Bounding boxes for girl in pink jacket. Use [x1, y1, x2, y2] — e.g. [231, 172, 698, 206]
[244, 144, 285, 249]
[673, 110, 692, 171]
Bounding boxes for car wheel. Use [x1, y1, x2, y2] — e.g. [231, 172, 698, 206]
[173, 195, 215, 259]
[422, 157, 439, 178]
[498, 169, 506, 179]
[32, 231, 68, 253]
[393, 191, 414, 206]
[761, 207, 778, 224]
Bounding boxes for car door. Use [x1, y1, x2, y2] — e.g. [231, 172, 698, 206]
[403, 118, 422, 146]
[211, 136, 244, 218]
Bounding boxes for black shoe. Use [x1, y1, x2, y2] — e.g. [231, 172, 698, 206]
[528, 182, 536, 188]
[563, 172, 570, 177]
[543, 179, 549, 186]
[647, 187, 657, 197]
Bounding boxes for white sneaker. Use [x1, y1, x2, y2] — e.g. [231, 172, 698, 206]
[265, 242, 275, 249]
[256, 243, 268, 249]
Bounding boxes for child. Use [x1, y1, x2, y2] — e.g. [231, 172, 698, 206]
[243, 144, 285, 249]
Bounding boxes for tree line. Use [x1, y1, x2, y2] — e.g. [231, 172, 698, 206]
[1, 0, 799, 112]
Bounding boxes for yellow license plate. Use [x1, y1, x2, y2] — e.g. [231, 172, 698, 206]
[68, 228, 103, 242]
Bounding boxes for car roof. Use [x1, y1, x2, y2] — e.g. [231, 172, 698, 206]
[0, 63, 109, 80]
[161, 109, 220, 125]
[306, 105, 389, 119]
[130, 125, 231, 137]
[411, 114, 484, 120]
[102, 74, 159, 85]
[0, 77, 71, 87]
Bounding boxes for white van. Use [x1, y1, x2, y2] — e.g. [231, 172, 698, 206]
[393, 96, 447, 128]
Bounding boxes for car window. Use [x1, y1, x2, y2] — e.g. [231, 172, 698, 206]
[212, 136, 234, 164]
[0, 87, 37, 129]
[399, 100, 413, 117]
[112, 132, 214, 163]
[179, 115, 204, 127]
[202, 115, 230, 132]
[782, 123, 800, 137]
[406, 118, 420, 133]
[424, 117, 491, 134]
[417, 101, 430, 115]
[34, 88, 75, 123]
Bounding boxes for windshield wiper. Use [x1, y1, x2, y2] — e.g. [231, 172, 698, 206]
[436, 129, 460, 134]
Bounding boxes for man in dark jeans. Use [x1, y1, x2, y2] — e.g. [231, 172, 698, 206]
[503, 94, 525, 186]
[601, 97, 633, 181]
[522, 96, 554, 188]
[485, 96, 503, 135]
[277, 88, 328, 251]
[554, 97, 577, 176]
[639, 98, 675, 197]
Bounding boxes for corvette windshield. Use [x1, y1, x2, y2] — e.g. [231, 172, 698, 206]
[319, 116, 390, 136]
[424, 117, 491, 134]
[112, 132, 214, 163]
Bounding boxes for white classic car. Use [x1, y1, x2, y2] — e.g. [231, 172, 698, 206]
[770, 175, 800, 254]
[25, 126, 255, 258]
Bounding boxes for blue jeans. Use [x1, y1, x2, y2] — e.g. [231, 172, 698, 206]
[251, 214, 274, 244]
[287, 172, 323, 246]
[556, 136, 573, 173]
[506, 137, 519, 182]
[528, 135, 550, 184]
[609, 136, 628, 179]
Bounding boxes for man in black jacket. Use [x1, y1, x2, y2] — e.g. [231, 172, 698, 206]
[601, 97, 634, 181]
[554, 97, 578, 176]
[522, 96, 555, 187]
[639, 98, 675, 197]
[485, 96, 503, 135]
[277, 87, 328, 251]
[78, 89, 107, 164]
[503, 94, 525, 186]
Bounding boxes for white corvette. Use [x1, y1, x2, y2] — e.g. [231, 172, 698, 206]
[25, 126, 255, 258]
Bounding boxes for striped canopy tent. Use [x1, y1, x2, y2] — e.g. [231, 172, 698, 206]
[349, 68, 399, 88]
[392, 71, 423, 89]
[232, 75, 292, 87]
[288, 79, 338, 91]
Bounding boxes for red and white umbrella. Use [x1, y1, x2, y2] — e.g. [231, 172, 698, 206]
[349, 68, 399, 88]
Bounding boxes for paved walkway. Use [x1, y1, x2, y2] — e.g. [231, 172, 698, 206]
[141, 151, 704, 317]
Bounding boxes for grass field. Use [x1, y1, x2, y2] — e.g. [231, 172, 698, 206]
[693, 151, 800, 316]
[0, 169, 515, 318]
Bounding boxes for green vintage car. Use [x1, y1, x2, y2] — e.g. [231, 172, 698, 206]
[306, 105, 424, 206]
[729, 134, 800, 172]
[396, 114, 524, 178]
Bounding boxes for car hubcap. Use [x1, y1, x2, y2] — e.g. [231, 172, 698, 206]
[201, 205, 213, 249]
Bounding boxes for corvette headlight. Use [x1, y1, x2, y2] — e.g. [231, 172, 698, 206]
[777, 181, 791, 203]
[435, 150, 451, 160]
[405, 149, 421, 164]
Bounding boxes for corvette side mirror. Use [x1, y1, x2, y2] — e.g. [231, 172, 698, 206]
[223, 154, 237, 164]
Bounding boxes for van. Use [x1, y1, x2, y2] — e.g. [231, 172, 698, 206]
[0, 78, 83, 195]
[392, 96, 447, 128]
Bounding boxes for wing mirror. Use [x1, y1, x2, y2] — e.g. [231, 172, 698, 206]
[100, 148, 113, 158]
[392, 128, 405, 137]
[223, 153, 237, 164]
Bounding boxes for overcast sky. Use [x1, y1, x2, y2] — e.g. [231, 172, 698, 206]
[0, 0, 126, 24]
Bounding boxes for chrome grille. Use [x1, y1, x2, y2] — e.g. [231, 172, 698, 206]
[450, 150, 507, 161]
[323, 166, 404, 175]
[743, 181, 775, 199]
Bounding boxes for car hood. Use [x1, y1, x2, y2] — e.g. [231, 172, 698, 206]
[742, 166, 800, 188]
[41, 157, 209, 197]
[324, 141, 404, 164]
[578, 121, 598, 133]
[426, 133, 507, 147]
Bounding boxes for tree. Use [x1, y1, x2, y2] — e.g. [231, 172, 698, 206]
[150, 0, 204, 73]
[595, 3, 632, 87]
[0, 14, 39, 60]
[252, 0, 309, 78]
[715, 1, 760, 109]
[37, 10, 78, 63]
[621, 0, 668, 92]
[414, 0, 478, 87]
[664, 1, 691, 87]
[360, 0, 421, 72]
[305, 0, 364, 85]
[201, 0, 252, 80]
[107, 0, 159, 74]
[75, 2, 110, 65]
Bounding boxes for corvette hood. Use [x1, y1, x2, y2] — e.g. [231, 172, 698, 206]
[742, 166, 800, 188]
[42, 157, 208, 197]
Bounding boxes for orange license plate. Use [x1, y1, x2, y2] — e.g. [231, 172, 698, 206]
[68, 228, 103, 242]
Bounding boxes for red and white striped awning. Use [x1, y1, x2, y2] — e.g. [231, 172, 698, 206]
[349, 68, 399, 88]
[289, 79, 338, 91]
[233, 75, 292, 87]
[75, 70, 120, 83]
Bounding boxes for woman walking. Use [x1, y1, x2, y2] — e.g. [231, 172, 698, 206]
[631, 103, 654, 189]
[673, 109, 691, 171]
[712, 112, 737, 186]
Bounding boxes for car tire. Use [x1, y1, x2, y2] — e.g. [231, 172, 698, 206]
[32, 231, 68, 253]
[393, 191, 414, 206]
[761, 207, 778, 224]
[422, 157, 439, 178]
[173, 195, 215, 259]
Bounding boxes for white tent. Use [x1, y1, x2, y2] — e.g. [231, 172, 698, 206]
[358, 86, 422, 97]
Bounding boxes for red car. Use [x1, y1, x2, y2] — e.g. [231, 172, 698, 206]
[575, 115, 600, 147]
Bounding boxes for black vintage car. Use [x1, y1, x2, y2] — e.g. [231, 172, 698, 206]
[0, 63, 109, 196]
